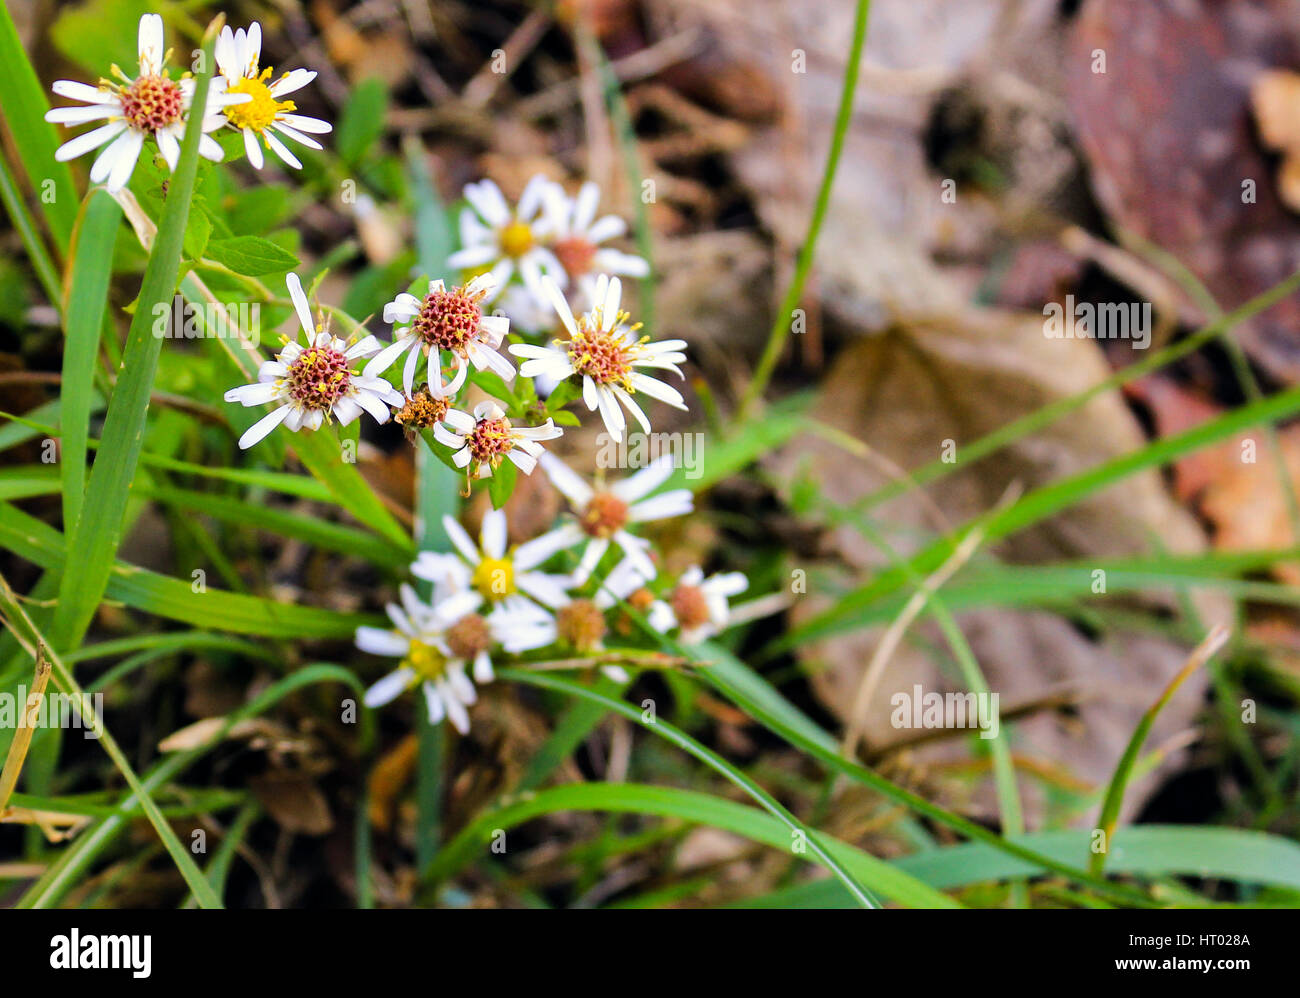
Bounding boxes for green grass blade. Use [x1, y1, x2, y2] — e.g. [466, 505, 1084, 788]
[0, 573, 222, 908]
[786, 381, 1300, 648]
[737, 0, 872, 418]
[0, 501, 379, 638]
[425, 781, 957, 908]
[17, 663, 364, 908]
[0, 150, 61, 304]
[0, 1, 78, 247]
[49, 26, 219, 653]
[60, 189, 121, 530]
[1091, 627, 1229, 876]
[496, 668, 882, 908]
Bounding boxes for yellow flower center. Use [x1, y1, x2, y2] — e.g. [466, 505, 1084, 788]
[224, 68, 294, 133]
[499, 221, 534, 258]
[471, 556, 516, 601]
[401, 638, 448, 682]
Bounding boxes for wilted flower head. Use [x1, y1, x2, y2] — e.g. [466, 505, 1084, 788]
[433, 400, 562, 480]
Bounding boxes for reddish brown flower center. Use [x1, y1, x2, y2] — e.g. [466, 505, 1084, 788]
[414, 285, 485, 355]
[580, 491, 629, 538]
[565, 321, 633, 389]
[556, 599, 607, 652]
[120, 74, 184, 132]
[466, 415, 515, 468]
[286, 344, 351, 410]
[445, 613, 492, 660]
[670, 584, 710, 632]
[552, 235, 598, 278]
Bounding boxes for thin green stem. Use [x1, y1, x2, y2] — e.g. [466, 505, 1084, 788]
[737, 0, 871, 419]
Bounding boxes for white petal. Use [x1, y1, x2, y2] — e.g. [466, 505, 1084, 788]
[364, 667, 415, 707]
[537, 453, 593, 506]
[156, 127, 180, 172]
[45, 103, 118, 125]
[105, 129, 144, 192]
[270, 120, 322, 150]
[480, 509, 508, 560]
[138, 13, 165, 74]
[442, 515, 482, 564]
[585, 214, 626, 243]
[263, 129, 302, 169]
[465, 179, 510, 226]
[422, 682, 446, 725]
[243, 126, 265, 169]
[285, 272, 316, 338]
[436, 679, 470, 733]
[237, 404, 291, 449]
[628, 490, 693, 522]
[611, 453, 676, 502]
[270, 68, 316, 97]
[278, 113, 332, 134]
[355, 627, 410, 657]
[539, 276, 578, 337]
[51, 80, 116, 104]
[54, 121, 126, 162]
[628, 372, 686, 408]
[516, 571, 573, 609]
[514, 523, 585, 569]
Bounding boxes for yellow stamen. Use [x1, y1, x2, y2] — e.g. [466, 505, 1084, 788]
[471, 556, 516, 601]
[224, 67, 294, 133]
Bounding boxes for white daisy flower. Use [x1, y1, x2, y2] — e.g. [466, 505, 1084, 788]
[356, 581, 539, 732]
[223, 272, 403, 449]
[367, 274, 513, 398]
[446, 175, 566, 298]
[542, 180, 650, 283]
[44, 14, 247, 192]
[526, 452, 692, 583]
[510, 274, 688, 441]
[433, 400, 562, 479]
[215, 20, 332, 170]
[645, 565, 749, 644]
[411, 508, 574, 622]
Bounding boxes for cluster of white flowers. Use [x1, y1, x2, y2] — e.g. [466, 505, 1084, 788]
[227, 208, 685, 475]
[45, 16, 331, 192]
[67, 17, 764, 736]
[355, 478, 757, 734]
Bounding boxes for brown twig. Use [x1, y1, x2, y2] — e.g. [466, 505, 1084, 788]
[0, 640, 51, 814]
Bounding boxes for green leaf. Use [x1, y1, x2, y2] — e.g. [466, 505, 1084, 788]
[0, 1, 79, 247]
[60, 190, 122, 530]
[205, 235, 299, 276]
[183, 202, 212, 260]
[337, 78, 388, 165]
[0, 501, 378, 638]
[487, 458, 518, 509]
[48, 29, 219, 655]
